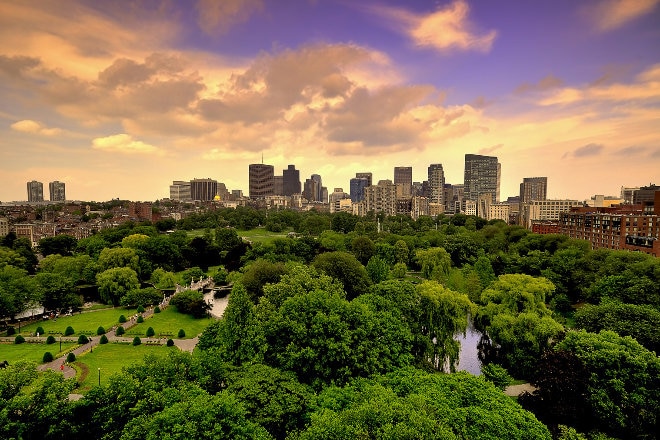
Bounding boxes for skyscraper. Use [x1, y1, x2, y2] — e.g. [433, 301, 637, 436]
[464, 154, 500, 204]
[190, 178, 218, 201]
[49, 181, 66, 201]
[355, 172, 373, 187]
[394, 166, 413, 197]
[303, 174, 323, 202]
[249, 164, 274, 199]
[350, 177, 369, 202]
[282, 165, 301, 196]
[427, 164, 445, 206]
[27, 180, 43, 202]
[170, 181, 192, 201]
[519, 177, 547, 203]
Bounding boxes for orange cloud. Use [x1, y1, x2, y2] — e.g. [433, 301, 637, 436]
[196, 0, 264, 35]
[92, 134, 161, 155]
[584, 0, 659, 32]
[10, 119, 62, 136]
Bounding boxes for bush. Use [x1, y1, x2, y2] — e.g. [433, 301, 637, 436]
[137, 315, 144, 323]
[66, 352, 76, 362]
[77, 334, 89, 344]
[154, 305, 161, 313]
[166, 338, 174, 347]
[97, 326, 106, 335]
[177, 329, 186, 338]
[146, 327, 155, 337]
[115, 326, 125, 336]
[6, 327, 15, 336]
[64, 326, 75, 336]
[132, 336, 141, 346]
[119, 314, 127, 323]
[14, 335, 25, 344]
[137, 305, 145, 313]
[36, 326, 45, 335]
[99, 334, 108, 344]
[43, 352, 54, 363]
[46, 335, 56, 344]
[482, 363, 513, 391]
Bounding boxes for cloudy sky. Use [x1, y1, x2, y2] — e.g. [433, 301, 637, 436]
[1, 0, 658, 202]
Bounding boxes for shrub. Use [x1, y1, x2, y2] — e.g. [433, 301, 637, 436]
[6, 327, 15, 336]
[166, 338, 174, 347]
[97, 326, 106, 335]
[99, 334, 108, 344]
[66, 352, 76, 362]
[36, 326, 45, 335]
[132, 336, 141, 346]
[46, 335, 56, 344]
[64, 326, 75, 336]
[137, 305, 145, 313]
[14, 335, 25, 344]
[177, 329, 186, 338]
[137, 315, 144, 323]
[145, 327, 155, 337]
[115, 326, 125, 336]
[482, 363, 513, 391]
[118, 314, 127, 323]
[154, 305, 161, 313]
[77, 334, 89, 344]
[43, 352, 54, 363]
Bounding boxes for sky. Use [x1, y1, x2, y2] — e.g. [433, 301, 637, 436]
[0, 0, 659, 203]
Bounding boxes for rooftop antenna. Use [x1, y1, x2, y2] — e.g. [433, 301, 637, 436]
[261, 153, 264, 164]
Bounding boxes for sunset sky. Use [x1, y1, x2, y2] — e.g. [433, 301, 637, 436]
[1, 0, 658, 203]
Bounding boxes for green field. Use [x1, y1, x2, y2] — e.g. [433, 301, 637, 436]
[0, 341, 79, 364]
[123, 306, 214, 339]
[74, 343, 178, 390]
[18, 307, 139, 336]
[187, 227, 292, 244]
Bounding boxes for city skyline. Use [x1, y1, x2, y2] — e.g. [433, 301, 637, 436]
[1, 0, 659, 202]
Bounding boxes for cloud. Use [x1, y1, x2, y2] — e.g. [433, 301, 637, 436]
[514, 75, 564, 94]
[196, 0, 264, 35]
[91, 134, 161, 154]
[369, 0, 497, 53]
[479, 144, 503, 155]
[563, 143, 605, 159]
[585, 0, 659, 32]
[10, 119, 62, 136]
[614, 146, 647, 156]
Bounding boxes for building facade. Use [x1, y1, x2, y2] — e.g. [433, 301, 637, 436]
[365, 180, 397, 216]
[519, 177, 547, 203]
[170, 181, 192, 201]
[427, 164, 445, 207]
[464, 154, 500, 204]
[523, 199, 582, 229]
[282, 165, 301, 196]
[394, 166, 413, 197]
[49, 181, 66, 202]
[27, 180, 43, 202]
[190, 178, 218, 202]
[248, 164, 274, 199]
[350, 177, 370, 203]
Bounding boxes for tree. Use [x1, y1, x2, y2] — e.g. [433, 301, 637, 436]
[0, 265, 42, 320]
[149, 268, 177, 289]
[120, 287, 163, 308]
[97, 247, 141, 273]
[556, 330, 660, 438]
[240, 259, 287, 302]
[416, 247, 452, 282]
[96, 267, 140, 305]
[38, 235, 78, 257]
[394, 239, 410, 264]
[35, 272, 81, 312]
[312, 251, 371, 300]
[366, 256, 389, 283]
[350, 236, 375, 265]
[169, 289, 210, 318]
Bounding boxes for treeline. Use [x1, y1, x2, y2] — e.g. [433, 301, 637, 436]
[1, 209, 659, 439]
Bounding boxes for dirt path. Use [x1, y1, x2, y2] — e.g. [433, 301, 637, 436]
[504, 383, 536, 397]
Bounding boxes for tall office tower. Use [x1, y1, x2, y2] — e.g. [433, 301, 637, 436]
[273, 176, 284, 196]
[355, 172, 373, 187]
[427, 164, 445, 206]
[464, 154, 500, 204]
[350, 177, 369, 202]
[249, 164, 274, 199]
[394, 166, 413, 197]
[49, 181, 66, 201]
[190, 178, 218, 201]
[303, 174, 323, 202]
[27, 180, 43, 202]
[282, 165, 301, 196]
[519, 177, 547, 203]
[170, 180, 192, 201]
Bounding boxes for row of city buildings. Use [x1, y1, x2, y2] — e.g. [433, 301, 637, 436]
[26, 180, 66, 202]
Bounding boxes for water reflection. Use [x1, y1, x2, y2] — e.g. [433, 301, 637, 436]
[455, 319, 483, 375]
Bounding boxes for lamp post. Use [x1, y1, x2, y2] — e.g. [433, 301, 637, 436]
[98, 368, 101, 386]
[59, 335, 62, 353]
[90, 337, 92, 353]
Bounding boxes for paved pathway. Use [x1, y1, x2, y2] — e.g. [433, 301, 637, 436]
[504, 383, 537, 397]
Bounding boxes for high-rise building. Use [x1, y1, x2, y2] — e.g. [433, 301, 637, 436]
[394, 166, 413, 197]
[633, 184, 660, 204]
[365, 179, 397, 216]
[519, 177, 547, 203]
[350, 177, 370, 202]
[48, 181, 66, 202]
[249, 164, 274, 199]
[427, 164, 445, 206]
[620, 186, 639, 204]
[282, 165, 301, 196]
[190, 178, 218, 201]
[303, 174, 324, 202]
[27, 180, 43, 202]
[170, 181, 192, 201]
[464, 154, 500, 204]
[273, 176, 284, 196]
[355, 172, 373, 187]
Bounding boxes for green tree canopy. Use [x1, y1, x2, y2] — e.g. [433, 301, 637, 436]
[95, 267, 140, 305]
[312, 251, 371, 300]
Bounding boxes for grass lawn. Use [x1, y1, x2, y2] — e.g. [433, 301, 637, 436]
[18, 307, 139, 337]
[0, 341, 79, 364]
[74, 343, 179, 390]
[236, 227, 292, 244]
[122, 306, 215, 339]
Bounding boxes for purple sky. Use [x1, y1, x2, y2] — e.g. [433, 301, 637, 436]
[1, 0, 658, 202]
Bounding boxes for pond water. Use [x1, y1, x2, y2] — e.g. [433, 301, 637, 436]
[454, 319, 483, 375]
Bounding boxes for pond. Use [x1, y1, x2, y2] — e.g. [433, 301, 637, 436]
[454, 318, 483, 375]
